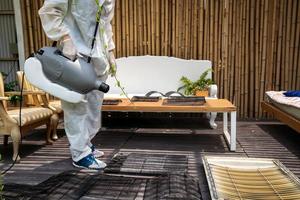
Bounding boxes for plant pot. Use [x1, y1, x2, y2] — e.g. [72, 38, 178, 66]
[195, 90, 208, 97]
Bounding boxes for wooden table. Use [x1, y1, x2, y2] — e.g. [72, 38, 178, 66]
[102, 98, 237, 151]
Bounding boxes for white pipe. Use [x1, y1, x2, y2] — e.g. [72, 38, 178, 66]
[13, 0, 25, 70]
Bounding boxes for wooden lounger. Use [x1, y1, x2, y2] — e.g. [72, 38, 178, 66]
[261, 101, 300, 133]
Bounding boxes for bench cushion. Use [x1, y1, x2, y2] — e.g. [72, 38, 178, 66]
[7, 107, 53, 126]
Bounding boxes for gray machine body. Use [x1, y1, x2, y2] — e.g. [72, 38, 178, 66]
[35, 47, 109, 94]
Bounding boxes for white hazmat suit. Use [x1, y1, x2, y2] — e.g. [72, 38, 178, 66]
[39, 0, 115, 164]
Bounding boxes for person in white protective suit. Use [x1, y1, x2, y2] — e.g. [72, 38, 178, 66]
[39, 0, 116, 170]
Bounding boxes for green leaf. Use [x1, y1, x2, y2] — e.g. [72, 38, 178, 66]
[178, 68, 214, 95]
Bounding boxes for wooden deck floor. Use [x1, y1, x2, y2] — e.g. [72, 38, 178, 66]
[1, 116, 300, 200]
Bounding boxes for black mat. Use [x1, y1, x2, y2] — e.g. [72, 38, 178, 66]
[3, 171, 146, 200]
[131, 96, 160, 102]
[163, 96, 206, 106]
[105, 153, 188, 175]
[144, 173, 202, 200]
[103, 99, 122, 105]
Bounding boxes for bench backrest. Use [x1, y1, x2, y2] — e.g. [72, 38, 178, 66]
[105, 56, 212, 95]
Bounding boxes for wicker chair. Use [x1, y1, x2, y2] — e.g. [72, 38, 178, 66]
[16, 71, 62, 140]
[0, 73, 56, 160]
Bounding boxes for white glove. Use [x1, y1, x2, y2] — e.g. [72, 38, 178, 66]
[108, 51, 117, 76]
[62, 37, 77, 61]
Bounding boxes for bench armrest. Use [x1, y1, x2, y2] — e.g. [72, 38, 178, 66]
[0, 97, 10, 101]
[5, 91, 46, 96]
[208, 84, 218, 98]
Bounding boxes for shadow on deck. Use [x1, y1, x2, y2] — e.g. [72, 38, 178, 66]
[1, 116, 300, 199]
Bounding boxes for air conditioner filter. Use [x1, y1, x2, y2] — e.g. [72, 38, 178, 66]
[203, 156, 300, 200]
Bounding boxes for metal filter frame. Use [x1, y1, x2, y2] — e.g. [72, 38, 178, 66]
[202, 156, 300, 200]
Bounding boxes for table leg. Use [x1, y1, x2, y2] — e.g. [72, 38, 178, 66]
[230, 111, 236, 151]
[209, 112, 217, 129]
[223, 111, 236, 152]
[223, 112, 228, 132]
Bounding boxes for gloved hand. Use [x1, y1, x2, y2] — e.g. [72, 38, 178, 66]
[108, 51, 117, 76]
[61, 36, 77, 61]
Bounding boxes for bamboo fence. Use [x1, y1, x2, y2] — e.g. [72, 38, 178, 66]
[20, 0, 300, 119]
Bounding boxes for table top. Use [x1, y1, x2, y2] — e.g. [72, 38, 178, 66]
[102, 98, 236, 112]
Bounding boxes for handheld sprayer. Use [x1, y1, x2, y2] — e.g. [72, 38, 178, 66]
[24, 3, 109, 103]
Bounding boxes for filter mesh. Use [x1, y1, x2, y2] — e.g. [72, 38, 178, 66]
[4, 170, 202, 200]
[144, 173, 202, 200]
[203, 156, 300, 200]
[105, 153, 188, 175]
[3, 171, 146, 200]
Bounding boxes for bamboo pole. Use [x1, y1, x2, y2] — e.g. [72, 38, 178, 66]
[284, 0, 292, 90]
[275, 0, 284, 91]
[125, 0, 130, 56]
[165, 0, 169, 55]
[191, 0, 197, 58]
[213, 0, 218, 73]
[244, 0, 250, 118]
[290, 0, 297, 90]
[143, 0, 147, 54]
[240, 0, 246, 118]
[223, 0, 229, 100]
[217, 0, 223, 98]
[121, 0, 126, 57]
[227, 0, 232, 103]
[264, 0, 274, 92]
[237, 0, 243, 117]
[147, 0, 151, 54]
[281, 0, 287, 89]
[161, 0, 165, 55]
[20, 0, 300, 119]
[198, 0, 204, 59]
[229, 0, 235, 103]
[155, 0, 160, 55]
[249, 0, 255, 118]
[295, 0, 300, 89]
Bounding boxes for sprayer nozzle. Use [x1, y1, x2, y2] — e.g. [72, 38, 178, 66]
[99, 82, 110, 93]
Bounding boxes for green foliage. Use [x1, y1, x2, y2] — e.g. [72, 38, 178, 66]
[4, 81, 17, 92]
[177, 69, 214, 95]
[0, 72, 21, 105]
[110, 63, 131, 101]
[9, 95, 22, 105]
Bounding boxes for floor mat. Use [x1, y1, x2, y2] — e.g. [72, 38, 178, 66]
[144, 173, 202, 200]
[3, 171, 146, 200]
[104, 153, 188, 175]
[4, 171, 202, 200]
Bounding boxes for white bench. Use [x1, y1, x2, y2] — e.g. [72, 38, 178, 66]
[104, 55, 218, 129]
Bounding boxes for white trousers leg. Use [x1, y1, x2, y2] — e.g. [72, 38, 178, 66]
[61, 74, 107, 162]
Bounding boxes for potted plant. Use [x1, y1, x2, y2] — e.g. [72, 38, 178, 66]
[3, 80, 22, 107]
[177, 69, 214, 96]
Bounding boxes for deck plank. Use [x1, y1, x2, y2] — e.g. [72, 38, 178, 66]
[0, 119, 300, 200]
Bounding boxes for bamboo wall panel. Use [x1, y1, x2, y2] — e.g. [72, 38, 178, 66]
[20, 0, 300, 119]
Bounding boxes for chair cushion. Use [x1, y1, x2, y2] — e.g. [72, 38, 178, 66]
[266, 91, 300, 109]
[7, 107, 53, 126]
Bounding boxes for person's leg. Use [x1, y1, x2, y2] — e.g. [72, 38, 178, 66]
[87, 58, 109, 148]
[61, 100, 92, 162]
[87, 76, 108, 140]
[62, 99, 106, 169]
[84, 89, 105, 158]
